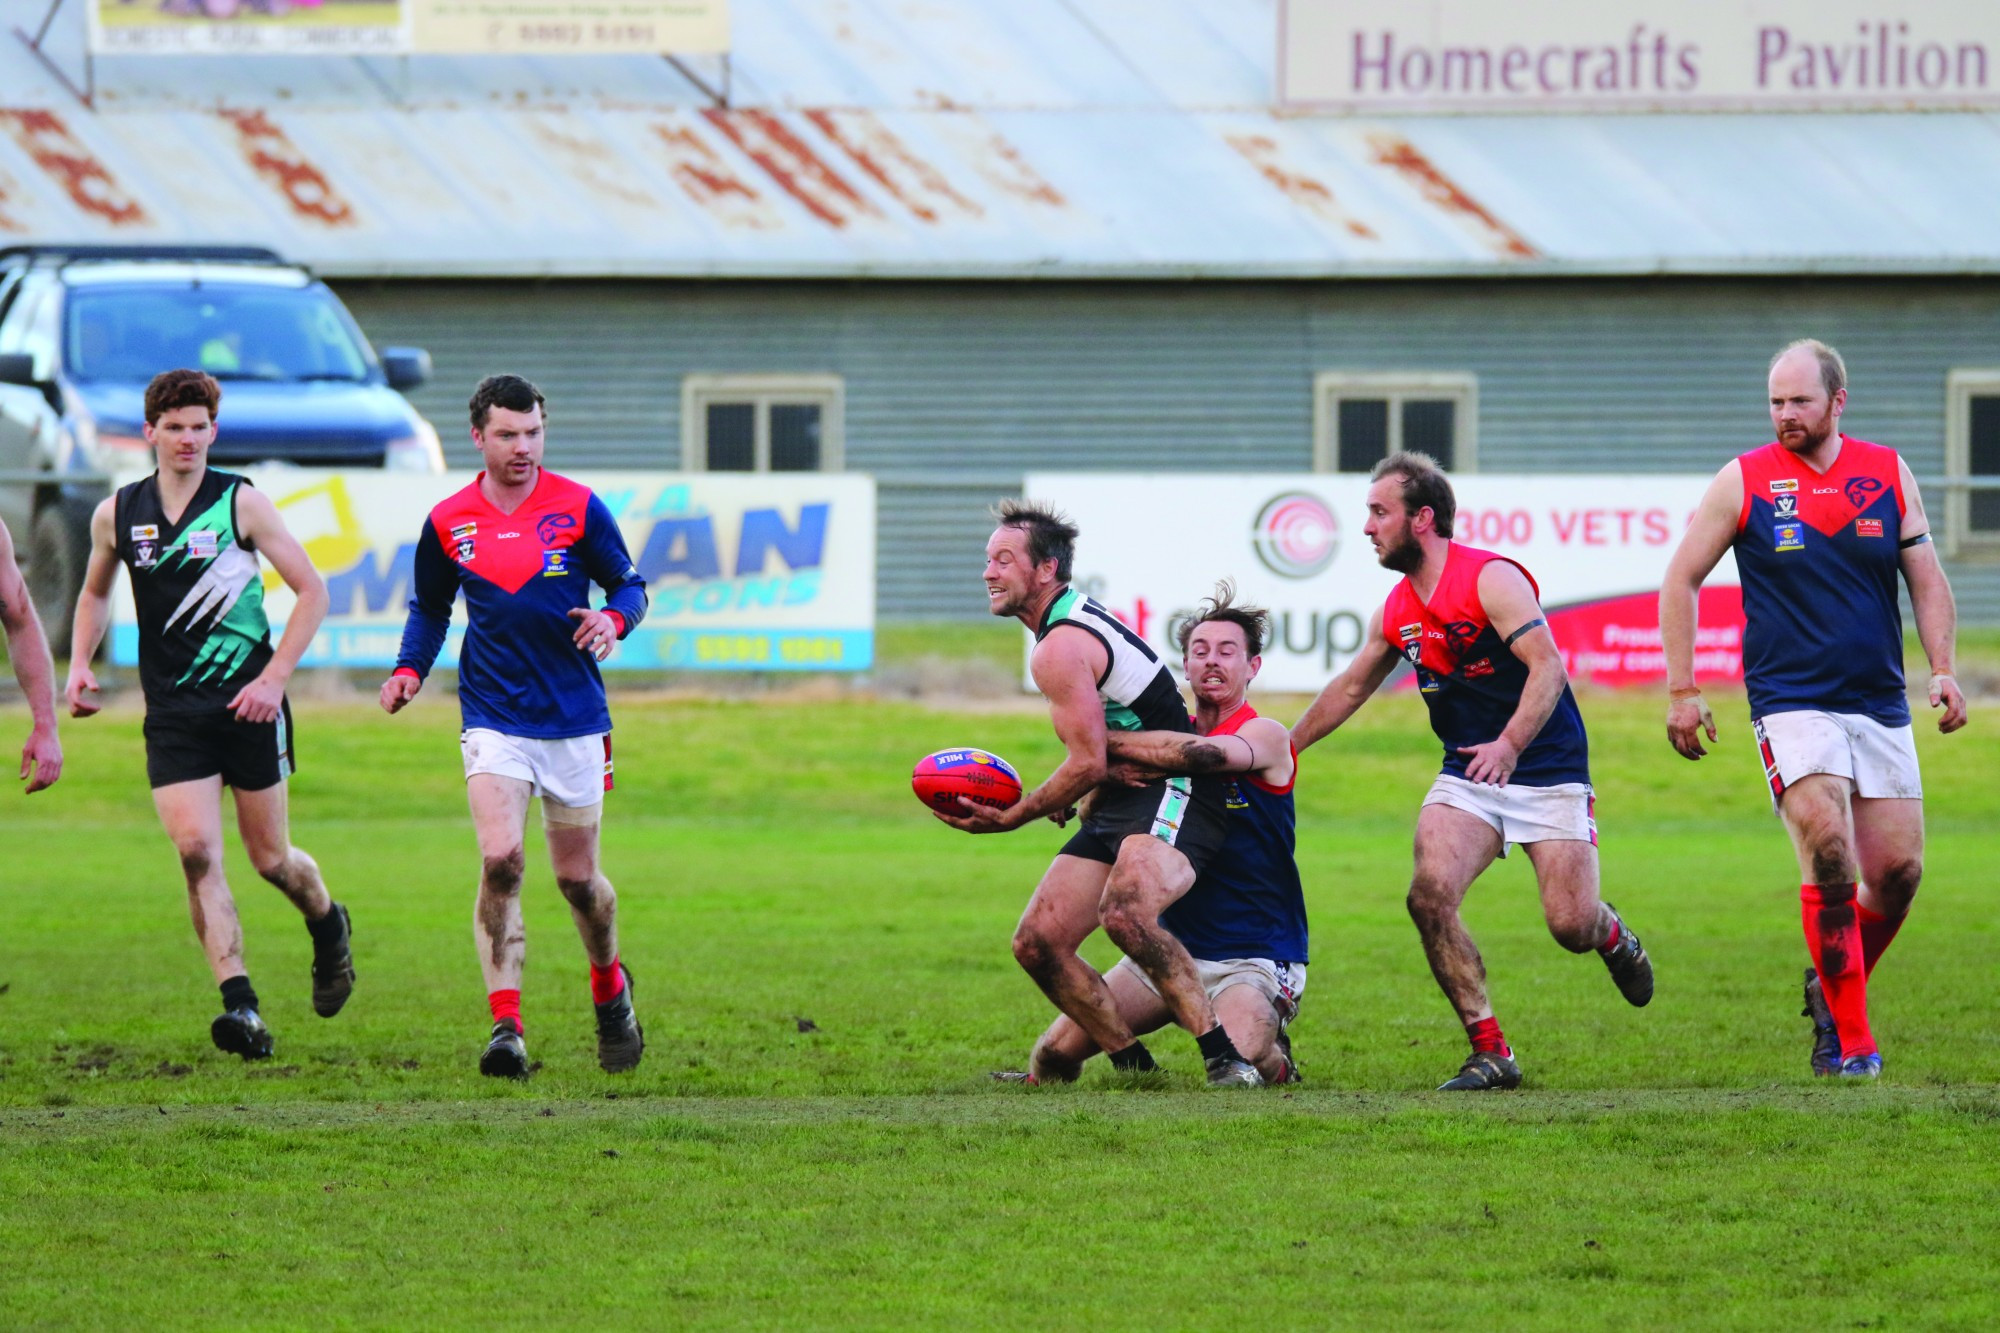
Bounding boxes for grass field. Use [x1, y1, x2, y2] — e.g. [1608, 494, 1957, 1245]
[3, 647, 1998, 1327]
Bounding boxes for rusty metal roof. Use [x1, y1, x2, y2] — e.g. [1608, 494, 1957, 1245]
[3, 0, 1998, 278]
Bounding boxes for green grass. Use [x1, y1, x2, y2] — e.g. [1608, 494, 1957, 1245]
[2, 684, 1998, 1327]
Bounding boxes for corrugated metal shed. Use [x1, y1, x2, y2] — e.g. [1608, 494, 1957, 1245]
[5, 0, 2000, 277]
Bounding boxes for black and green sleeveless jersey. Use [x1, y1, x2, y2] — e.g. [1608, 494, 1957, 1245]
[114, 468, 275, 712]
[1035, 586, 1194, 734]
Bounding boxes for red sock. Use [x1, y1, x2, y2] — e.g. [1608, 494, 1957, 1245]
[488, 988, 522, 1033]
[1466, 1016, 1510, 1058]
[1801, 883, 1873, 1058]
[589, 958, 626, 1005]
[1856, 901, 1904, 978]
[1598, 915, 1623, 953]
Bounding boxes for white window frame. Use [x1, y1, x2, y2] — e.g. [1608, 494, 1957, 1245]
[1312, 371, 1479, 473]
[681, 373, 845, 472]
[1945, 367, 2000, 556]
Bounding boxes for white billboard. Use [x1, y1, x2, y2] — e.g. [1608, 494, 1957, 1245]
[110, 469, 874, 672]
[1022, 473, 1745, 694]
[1281, 0, 2000, 113]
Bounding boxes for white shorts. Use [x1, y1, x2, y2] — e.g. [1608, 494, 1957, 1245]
[461, 728, 612, 818]
[1421, 773, 1597, 857]
[1111, 955, 1306, 1026]
[1752, 710, 1922, 809]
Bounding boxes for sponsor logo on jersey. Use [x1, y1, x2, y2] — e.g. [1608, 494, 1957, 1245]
[497, 531, 520, 540]
[1464, 657, 1495, 678]
[1813, 487, 1838, 495]
[132, 539, 157, 569]
[540, 549, 569, 577]
[455, 537, 476, 563]
[1774, 494, 1797, 517]
[1444, 620, 1482, 655]
[450, 522, 477, 540]
[537, 512, 579, 546]
[187, 530, 217, 560]
[1774, 522, 1804, 551]
[1417, 668, 1441, 694]
[130, 524, 158, 541]
[1769, 478, 1799, 494]
[1398, 623, 1422, 642]
[1857, 518, 1884, 537]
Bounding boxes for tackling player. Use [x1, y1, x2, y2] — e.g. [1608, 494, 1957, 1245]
[1661, 340, 1966, 1079]
[1292, 452, 1653, 1091]
[936, 502, 1263, 1086]
[380, 375, 650, 1079]
[66, 369, 353, 1060]
[0, 517, 62, 793]
[1003, 584, 1305, 1086]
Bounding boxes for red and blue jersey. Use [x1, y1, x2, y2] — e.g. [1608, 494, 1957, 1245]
[1733, 437, 1908, 726]
[1381, 543, 1590, 787]
[396, 470, 649, 739]
[1160, 705, 1308, 965]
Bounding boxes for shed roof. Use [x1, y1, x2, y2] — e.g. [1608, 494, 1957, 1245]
[3, 0, 1997, 279]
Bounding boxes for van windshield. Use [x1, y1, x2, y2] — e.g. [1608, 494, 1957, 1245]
[65, 285, 371, 383]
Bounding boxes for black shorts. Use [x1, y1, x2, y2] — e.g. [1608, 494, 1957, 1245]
[1059, 774, 1228, 875]
[144, 701, 296, 791]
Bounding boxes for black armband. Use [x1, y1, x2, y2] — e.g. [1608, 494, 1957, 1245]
[1899, 533, 1932, 550]
[1503, 618, 1546, 647]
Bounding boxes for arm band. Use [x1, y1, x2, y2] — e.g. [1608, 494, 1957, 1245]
[1899, 533, 1932, 549]
[1503, 618, 1546, 647]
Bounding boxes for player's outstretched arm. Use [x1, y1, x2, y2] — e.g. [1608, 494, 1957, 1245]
[65, 497, 120, 720]
[0, 519, 61, 792]
[227, 487, 328, 724]
[1660, 461, 1740, 760]
[936, 630, 1108, 834]
[1108, 716, 1290, 781]
[1291, 608, 1397, 753]
[1458, 560, 1567, 787]
[1895, 458, 1967, 734]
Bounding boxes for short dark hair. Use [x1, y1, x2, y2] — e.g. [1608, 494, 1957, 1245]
[1771, 338, 1847, 399]
[992, 499, 1078, 583]
[144, 369, 221, 425]
[1176, 579, 1268, 657]
[1370, 450, 1456, 538]
[469, 374, 546, 430]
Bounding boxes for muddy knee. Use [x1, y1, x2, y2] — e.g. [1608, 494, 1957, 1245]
[1807, 834, 1854, 887]
[482, 848, 526, 896]
[556, 875, 605, 911]
[1406, 876, 1453, 930]
[176, 844, 213, 885]
[1011, 925, 1063, 979]
[251, 848, 294, 887]
[1097, 896, 1151, 952]
[1874, 857, 1922, 912]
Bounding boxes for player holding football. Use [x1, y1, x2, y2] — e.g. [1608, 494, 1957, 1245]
[1292, 452, 1653, 1091]
[936, 501, 1263, 1086]
[0, 517, 63, 794]
[380, 375, 650, 1078]
[67, 369, 353, 1060]
[1002, 584, 1306, 1086]
[1661, 340, 1966, 1080]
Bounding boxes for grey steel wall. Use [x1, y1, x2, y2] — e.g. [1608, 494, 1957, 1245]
[333, 277, 2000, 623]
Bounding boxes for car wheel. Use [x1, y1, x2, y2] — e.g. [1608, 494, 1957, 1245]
[27, 498, 94, 656]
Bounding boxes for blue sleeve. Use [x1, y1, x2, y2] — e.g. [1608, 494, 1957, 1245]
[395, 519, 458, 676]
[582, 493, 649, 636]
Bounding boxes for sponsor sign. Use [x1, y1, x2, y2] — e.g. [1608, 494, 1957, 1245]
[1022, 473, 1743, 693]
[1280, 0, 2000, 113]
[90, 0, 726, 56]
[109, 470, 873, 671]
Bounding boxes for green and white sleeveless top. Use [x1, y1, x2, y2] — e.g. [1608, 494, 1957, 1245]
[114, 468, 275, 712]
[1035, 587, 1194, 734]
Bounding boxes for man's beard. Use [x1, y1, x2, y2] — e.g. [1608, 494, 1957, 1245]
[1780, 414, 1836, 453]
[1378, 531, 1423, 574]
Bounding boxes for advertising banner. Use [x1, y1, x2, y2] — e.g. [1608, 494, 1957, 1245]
[90, 0, 727, 55]
[89, 0, 408, 55]
[1280, 0, 2000, 113]
[110, 469, 874, 672]
[1022, 473, 1744, 693]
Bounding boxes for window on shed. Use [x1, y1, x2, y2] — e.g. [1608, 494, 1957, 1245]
[681, 375, 844, 473]
[1945, 369, 2000, 552]
[1313, 372, 1477, 474]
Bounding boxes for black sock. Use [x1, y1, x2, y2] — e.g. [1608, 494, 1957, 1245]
[305, 902, 344, 946]
[220, 975, 259, 1013]
[1107, 1040, 1158, 1072]
[1196, 1024, 1244, 1064]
